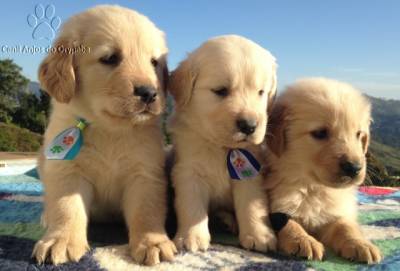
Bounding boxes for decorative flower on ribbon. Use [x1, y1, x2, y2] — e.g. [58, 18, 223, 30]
[234, 157, 245, 169]
[63, 135, 74, 146]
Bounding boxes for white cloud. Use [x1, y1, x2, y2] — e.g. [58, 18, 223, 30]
[337, 68, 398, 77]
[364, 71, 399, 78]
[352, 81, 400, 99]
[332, 68, 400, 99]
[338, 67, 364, 73]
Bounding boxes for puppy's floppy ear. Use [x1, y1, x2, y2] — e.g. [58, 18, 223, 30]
[267, 103, 287, 157]
[162, 62, 169, 92]
[362, 132, 370, 154]
[361, 103, 372, 154]
[38, 37, 77, 103]
[155, 53, 169, 92]
[168, 58, 196, 108]
[362, 120, 372, 154]
[267, 70, 277, 115]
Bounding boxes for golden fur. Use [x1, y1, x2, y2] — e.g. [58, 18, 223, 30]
[266, 78, 382, 263]
[169, 35, 277, 253]
[32, 5, 176, 266]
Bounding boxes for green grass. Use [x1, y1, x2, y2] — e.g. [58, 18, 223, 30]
[370, 140, 400, 176]
[0, 122, 42, 152]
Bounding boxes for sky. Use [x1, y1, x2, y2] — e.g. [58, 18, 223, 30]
[0, 0, 399, 99]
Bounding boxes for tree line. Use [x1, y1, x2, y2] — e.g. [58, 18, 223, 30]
[0, 59, 50, 134]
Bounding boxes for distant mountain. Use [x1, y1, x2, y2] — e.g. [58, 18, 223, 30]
[28, 81, 41, 98]
[367, 96, 400, 181]
[369, 140, 400, 175]
[369, 96, 400, 149]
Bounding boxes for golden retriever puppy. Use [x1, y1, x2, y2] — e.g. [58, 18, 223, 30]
[265, 78, 382, 264]
[169, 35, 277, 253]
[32, 5, 176, 266]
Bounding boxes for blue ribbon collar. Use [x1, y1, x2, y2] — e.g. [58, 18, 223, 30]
[227, 148, 261, 180]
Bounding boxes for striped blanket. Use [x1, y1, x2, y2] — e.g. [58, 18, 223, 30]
[0, 167, 399, 270]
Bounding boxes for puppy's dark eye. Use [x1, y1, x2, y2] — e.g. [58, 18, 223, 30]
[151, 58, 158, 68]
[99, 53, 121, 66]
[258, 90, 264, 96]
[212, 87, 229, 98]
[356, 131, 362, 138]
[311, 128, 329, 140]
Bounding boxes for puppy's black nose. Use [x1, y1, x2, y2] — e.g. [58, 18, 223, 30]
[340, 160, 362, 178]
[236, 119, 257, 135]
[134, 86, 157, 104]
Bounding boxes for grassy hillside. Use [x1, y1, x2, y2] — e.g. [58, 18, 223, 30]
[0, 123, 42, 152]
[369, 140, 400, 176]
[369, 96, 400, 149]
[366, 96, 400, 186]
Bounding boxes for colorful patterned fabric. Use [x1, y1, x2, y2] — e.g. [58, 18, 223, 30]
[0, 169, 399, 270]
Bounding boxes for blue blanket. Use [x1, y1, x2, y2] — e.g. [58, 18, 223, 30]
[1, 170, 400, 270]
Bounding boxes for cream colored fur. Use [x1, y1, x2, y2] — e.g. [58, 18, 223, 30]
[266, 78, 382, 263]
[32, 5, 176, 266]
[169, 35, 277, 253]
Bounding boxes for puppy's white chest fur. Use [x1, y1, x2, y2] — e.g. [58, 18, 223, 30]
[173, 127, 264, 212]
[79, 130, 132, 203]
[191, 144, 234, 208]
[172, 131, 238, 210]
[269, 180, 358, 232]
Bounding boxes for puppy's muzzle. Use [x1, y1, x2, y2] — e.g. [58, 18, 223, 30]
[339, 158, 362, 179]
[236, 118, 257, 135]
[134, 85, 157, 104]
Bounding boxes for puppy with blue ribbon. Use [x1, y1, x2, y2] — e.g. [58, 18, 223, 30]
[168, 35, 278, 254]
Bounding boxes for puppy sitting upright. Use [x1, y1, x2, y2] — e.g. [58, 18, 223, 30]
[32, 6, 176, 266]
[169, 35, 277, 253]
[266, 78, 382, 264]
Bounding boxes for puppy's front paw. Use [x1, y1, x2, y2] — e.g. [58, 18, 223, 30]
[174, 226, 211, 252]
[279, 234, 324, 260]
[130, 233, 177, 266]
[337, 239, 382, 264]
[33, 234, 89, 265]
[239, 224, 277, 252]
